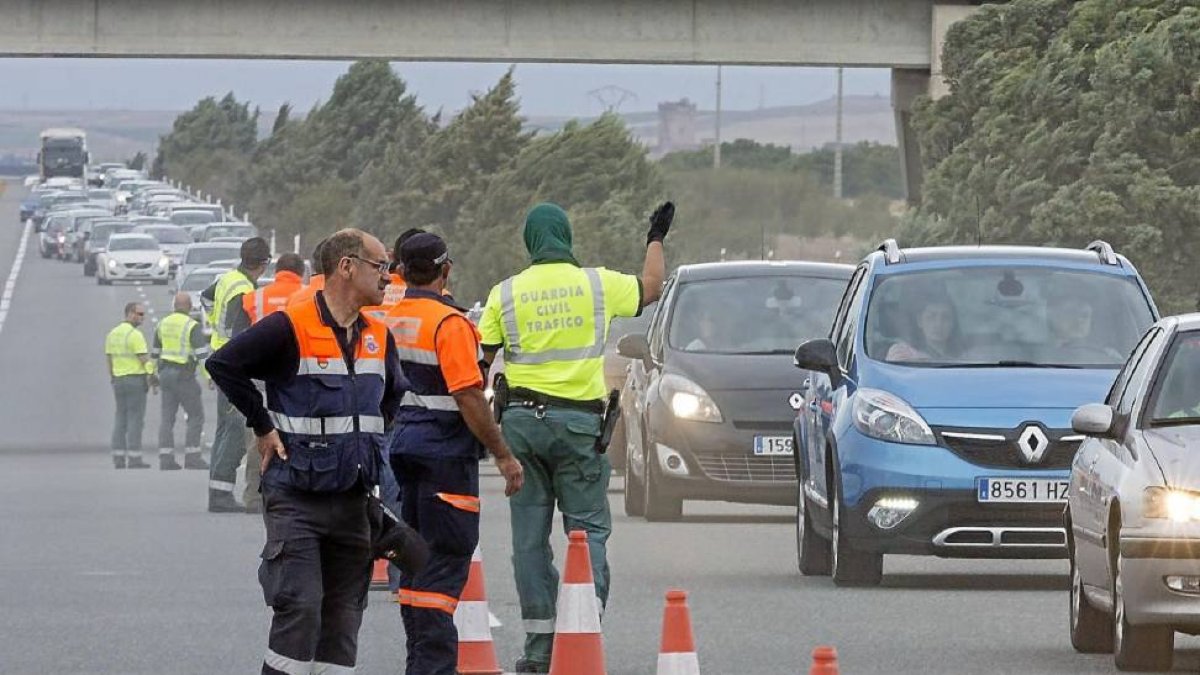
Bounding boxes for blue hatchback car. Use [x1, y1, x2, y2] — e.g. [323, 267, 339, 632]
[792, 240, 1159, 586]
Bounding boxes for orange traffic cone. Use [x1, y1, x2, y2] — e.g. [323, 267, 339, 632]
[370, 559, 390, 591]
[455, 546, 502, 675]
[549, 530, 606, 675]
[656, 589, 700, 674]
[810, 646, 838, 675]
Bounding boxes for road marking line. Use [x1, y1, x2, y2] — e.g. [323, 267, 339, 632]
[0, 219, 32, 336]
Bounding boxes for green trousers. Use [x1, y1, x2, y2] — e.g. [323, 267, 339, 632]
[503, 406, 611, 666]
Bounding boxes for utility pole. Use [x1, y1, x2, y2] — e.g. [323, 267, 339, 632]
[834, 67, 844, 199]
[713, 65, 723, 170]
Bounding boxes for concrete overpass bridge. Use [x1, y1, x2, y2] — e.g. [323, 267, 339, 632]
[0, 0, 985, 200]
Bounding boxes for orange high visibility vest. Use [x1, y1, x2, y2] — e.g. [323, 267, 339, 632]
[286, 274, 325, 310]
[243, 270, 304, 325]
[365, 272, 406, 322]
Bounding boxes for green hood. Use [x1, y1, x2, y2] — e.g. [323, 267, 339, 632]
[523, 202, 580, 266]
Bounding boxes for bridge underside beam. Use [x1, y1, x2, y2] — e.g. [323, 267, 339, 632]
[0, 0, 937, 67]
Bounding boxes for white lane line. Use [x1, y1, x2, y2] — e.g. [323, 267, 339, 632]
[0, 219, 32, 335]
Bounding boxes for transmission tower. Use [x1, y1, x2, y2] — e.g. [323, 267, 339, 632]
[588, 85, 638, 113]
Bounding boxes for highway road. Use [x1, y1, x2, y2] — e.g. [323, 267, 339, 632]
[1, 177, 1198, 674]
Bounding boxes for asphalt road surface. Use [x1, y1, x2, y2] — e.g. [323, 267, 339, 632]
[2, 178, 1198, 674]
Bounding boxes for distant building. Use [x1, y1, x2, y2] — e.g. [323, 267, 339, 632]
[657, 99, 698, 154]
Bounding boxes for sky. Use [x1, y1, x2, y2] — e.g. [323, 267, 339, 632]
[0, 59, 892, 116]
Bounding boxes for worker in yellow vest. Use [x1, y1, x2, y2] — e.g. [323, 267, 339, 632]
[152, 292, 211, 471]
[478, 201, 672, 672]
[202, 237, 271, 512]
[105, 301, 157, 470]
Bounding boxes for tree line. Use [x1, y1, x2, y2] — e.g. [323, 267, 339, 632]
[154, 61, 901, 304]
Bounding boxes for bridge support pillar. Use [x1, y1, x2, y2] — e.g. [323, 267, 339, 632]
[892, 68, 931, 206]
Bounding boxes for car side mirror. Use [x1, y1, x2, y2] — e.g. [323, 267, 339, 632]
[794, 338, 843, 389]
[617, 333, 653, 370]
[1071, 403, 1116, 439]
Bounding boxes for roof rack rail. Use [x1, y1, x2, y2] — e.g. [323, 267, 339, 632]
[878, 238, 901, 264]
[1086, 240, 1118, 265]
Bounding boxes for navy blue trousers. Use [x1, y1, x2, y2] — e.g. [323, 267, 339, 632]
[390, 454, 480, 675]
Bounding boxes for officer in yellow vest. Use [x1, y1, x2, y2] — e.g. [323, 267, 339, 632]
[105, 301, 157, 470]
[203, 237, 271, 512]
[153, 292, 211, 471]
[479, 201, 672, 672]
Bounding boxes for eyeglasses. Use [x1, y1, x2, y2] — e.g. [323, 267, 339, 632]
[345, 255, 390, 276]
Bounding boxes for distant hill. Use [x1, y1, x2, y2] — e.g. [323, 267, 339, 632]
[0, 93, 895, 162]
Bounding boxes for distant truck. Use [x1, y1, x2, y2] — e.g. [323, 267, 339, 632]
[38, 128, 88, 182]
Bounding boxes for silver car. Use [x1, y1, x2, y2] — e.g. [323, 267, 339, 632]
[1067, 313, 1200, 672]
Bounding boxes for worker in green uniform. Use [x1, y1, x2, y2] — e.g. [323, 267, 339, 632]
[479, 201, 673, 672]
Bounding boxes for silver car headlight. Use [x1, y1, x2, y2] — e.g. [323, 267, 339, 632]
[852, 388, 935, 445]
[1144, 487, 1200, 522]
[106, 258, 118, 269]
[157, 257, 169, 268]
[660, 373, 722, 423]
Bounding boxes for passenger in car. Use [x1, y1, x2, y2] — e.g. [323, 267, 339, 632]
[886, 294, 962, 362]
[684, 306, 722, 351]
[1043, 292, 1123, 363]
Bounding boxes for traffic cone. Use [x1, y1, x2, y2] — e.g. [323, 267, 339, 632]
[656, 589, 700, 674]
[455, 546, 502, 675]
[549, 530, 606, 675]
[370, 559, 390, 591]
[810, 646, 838, 675]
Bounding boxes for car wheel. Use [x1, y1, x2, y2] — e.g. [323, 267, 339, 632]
[1069, 540, 1112, 653]
[796, 478, 831, 576]
[623, 444, 646, 518]
[1113, 550, 1172, 671]
[830, 479, 882, 587]
[643, 448, 682, 522]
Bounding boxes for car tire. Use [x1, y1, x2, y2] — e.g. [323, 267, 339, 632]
[1113, 550, 1172, 671]
[830, 479, 882, 587]
[643, 449, 682, 522]
[623, 449, 646, 518]
[1069, 540, 1112, 653]
[796, 478, 832, 576]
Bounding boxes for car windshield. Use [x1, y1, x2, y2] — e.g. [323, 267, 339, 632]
[171, 211, 217, 225]
[88, 190, 113, 200]
[92, 224, 134, 244]
[1147, 332, 1200, 424]
[667, 275, 846, 354]
[143, 227, 191, 244]
[205, 225, 254, 239]
[108, 237, 159, 252]
[186, 247, 240, 265]
[864, 266, 1156, 368]
[180, 272, 220, 292]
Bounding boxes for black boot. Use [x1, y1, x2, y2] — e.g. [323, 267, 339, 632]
[113, 455, 126, 470]
[126, 455, 151, 469]
[208, 489, 242, 513]
[159, 453, 182, 471]
[183, 452, 209, 470]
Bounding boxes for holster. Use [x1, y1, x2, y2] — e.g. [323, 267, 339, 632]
[595, 389, 621, 454]
[367, 493, 430, 575]
[491, 373, 509, 423]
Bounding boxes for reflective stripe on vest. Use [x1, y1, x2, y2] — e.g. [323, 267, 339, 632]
[268, 412, 386, 435]
[209, 269, 253, 349]
[499, 267, 606, 365]
[296, 356, 387, 377]
[400, 391, 459, 412]
[155, 312, 200, 365]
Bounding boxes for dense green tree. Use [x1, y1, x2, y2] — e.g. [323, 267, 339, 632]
[152, 92, 258, 191]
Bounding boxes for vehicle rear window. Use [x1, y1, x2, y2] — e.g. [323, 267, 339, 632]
[185, 247, 240, 265]
[108, 237, 160, 252]
[143, 227, 191, 244]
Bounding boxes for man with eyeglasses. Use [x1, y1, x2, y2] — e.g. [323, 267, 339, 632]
[105, 301, 156, 469]
[207, 228, 408, 675]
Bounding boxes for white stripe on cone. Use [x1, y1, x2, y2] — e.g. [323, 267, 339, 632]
[657, 651, 701, 675]
[454, 600, 492, 641]
[554, 583, 602, 633]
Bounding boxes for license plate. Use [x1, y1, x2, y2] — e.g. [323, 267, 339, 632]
[977, 478, 1069, 503]
[753, 436, 793, 456]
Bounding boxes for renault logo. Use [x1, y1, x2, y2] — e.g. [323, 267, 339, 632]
[1017, 426, 1050, 463]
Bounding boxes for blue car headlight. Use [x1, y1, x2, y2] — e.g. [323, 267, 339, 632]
[852, 388, 935, 445]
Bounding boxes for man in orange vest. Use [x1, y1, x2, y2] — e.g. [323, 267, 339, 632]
[287, 239, 327, 310]
[240, 251, 307, 513]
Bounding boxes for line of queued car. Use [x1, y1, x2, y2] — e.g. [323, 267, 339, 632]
[605, 238, 1199, 671]
[23, 167, 259, 332]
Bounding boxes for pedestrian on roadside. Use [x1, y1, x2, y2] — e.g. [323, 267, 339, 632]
[478, 201, 673, 672]
[105, 301, 156, 470]
[239, 252, 307, 513]
[152, 292, 210, 471]
[385, 233, 524, 674]
[203, 237, 271, 513]
[206, 228, 406, 675]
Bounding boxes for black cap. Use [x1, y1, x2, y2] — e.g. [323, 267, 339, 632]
[399, 232, 451, 271]
[240, 237, 271, 266]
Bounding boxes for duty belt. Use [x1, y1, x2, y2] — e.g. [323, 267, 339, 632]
[508, 387, 605, 415]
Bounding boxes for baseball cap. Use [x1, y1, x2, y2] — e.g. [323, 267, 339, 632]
[399, 232, 451, 271]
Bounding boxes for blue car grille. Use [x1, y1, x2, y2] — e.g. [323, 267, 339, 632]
[933, 426, 1080, 470]
[695, 454, 796, 482]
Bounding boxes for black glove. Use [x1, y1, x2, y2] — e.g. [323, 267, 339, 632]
[368, 494, 431, 575]
[646, 201, 675, 246]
